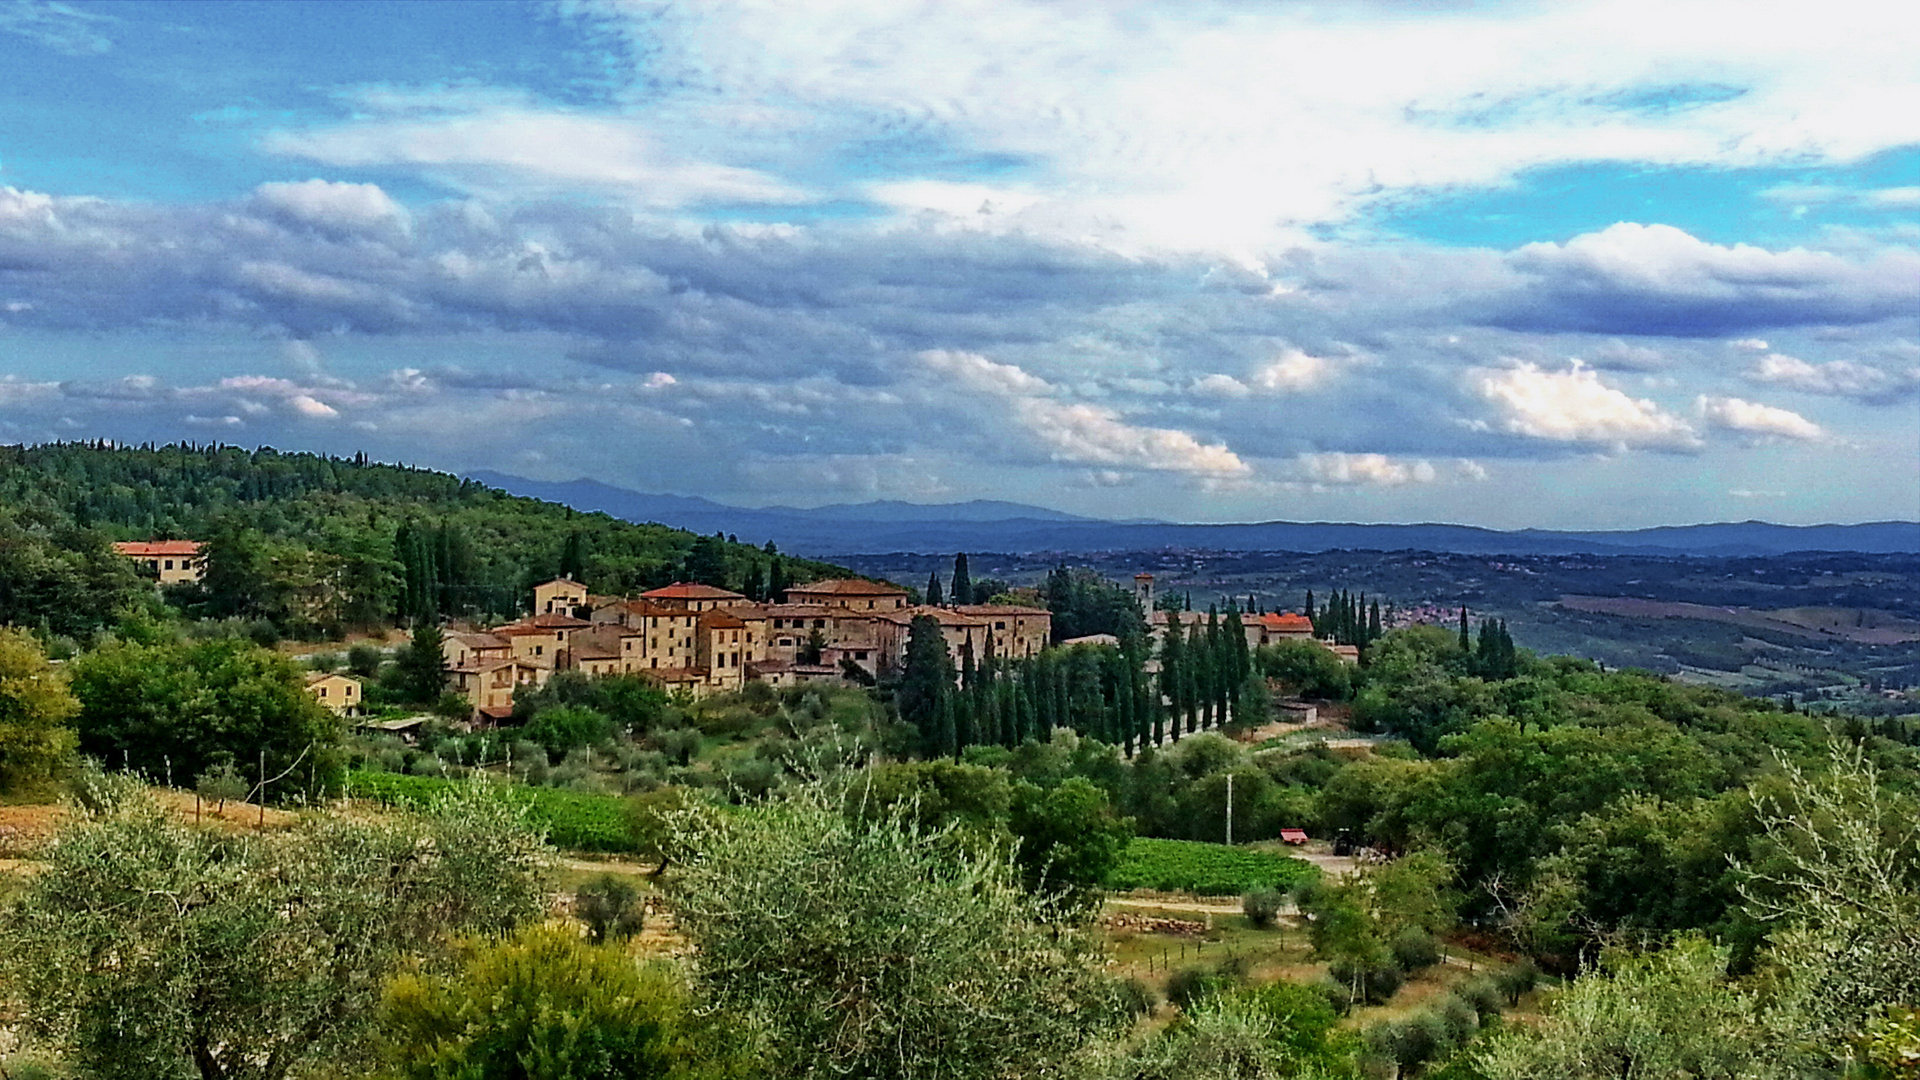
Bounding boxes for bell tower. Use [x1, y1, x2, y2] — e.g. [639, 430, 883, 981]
[1133, 572, 1155, 612]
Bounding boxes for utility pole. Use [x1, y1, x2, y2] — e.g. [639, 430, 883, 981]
[1226, 772, 1234, 846]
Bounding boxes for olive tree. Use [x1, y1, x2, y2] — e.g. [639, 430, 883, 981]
[665, 786, 1125, 1079]
[1741, 743, 1920, 1067]
[0, 774, 551, 1080]
[0, 628, 78, 794]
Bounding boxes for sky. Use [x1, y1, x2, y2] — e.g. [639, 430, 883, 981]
[0, 0, 1916, 529]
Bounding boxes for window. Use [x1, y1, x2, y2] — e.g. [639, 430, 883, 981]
[318, 687, 327, 697]
[164, 559, 175, 570]
[814, 619, 826, 629]
[534, 645, 544, 655]
[995, 621, 1006, 630]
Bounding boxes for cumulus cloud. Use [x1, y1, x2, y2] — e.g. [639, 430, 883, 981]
[1493, 223, 1920, 335]
[1474, 361, 1700, 451]
[1695, 395, 1822, 441]
[252, 180, 409, 235]
[1746, 352, 1920, 403]
[920, 350, 1247, 476]
[1296, 452, 1438, 487]
[1249, 348, 1338, 393]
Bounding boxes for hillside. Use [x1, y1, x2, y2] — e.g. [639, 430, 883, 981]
[0, 442, 849, 638]
[470, 471, 1919, 557]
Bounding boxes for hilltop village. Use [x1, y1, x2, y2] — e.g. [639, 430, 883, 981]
[112, 538, 1354, 723]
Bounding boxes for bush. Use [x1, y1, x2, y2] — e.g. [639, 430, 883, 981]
[346, 643, 383, 678]
[1496, 958, 1540, 1005]
[1391, 927, 1442, 972]
[1458, 976, 1504, 1020]
[378, 926, 737, 1079]
[1166, 966, 1230, 1012]
[1329, 959, 1405, 1007]
[574, 873, 646, 943]
[1117, 977, 1159, 1017]
[308, 652, 342, 673]
[656, 726, 703, 766]
[1243, 887, 1286, 928]
[1438, 992, 1481, 1044]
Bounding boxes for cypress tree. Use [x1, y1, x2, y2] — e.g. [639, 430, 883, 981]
[926, 571, 944, 606]
[1159, 624, 1185, 742]
[951, 553, 973, 607]
[1305, 590, 1316, 635]
[1458, 606, 1471, 655]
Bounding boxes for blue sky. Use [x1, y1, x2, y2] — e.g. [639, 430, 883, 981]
[0, 0, 1915, 528]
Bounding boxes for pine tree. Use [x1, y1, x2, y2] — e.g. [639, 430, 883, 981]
[926, 571, 944, 606]
[951, 554, 973, 607]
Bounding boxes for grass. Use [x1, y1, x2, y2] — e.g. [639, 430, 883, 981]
[1108, 837, 1319, 896]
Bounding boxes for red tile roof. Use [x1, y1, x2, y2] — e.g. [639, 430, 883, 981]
[517, 613, 592, 629]
[1258, 612, 1315, 632]
[787, 578, 908, 596]
[700, 610, 748, 630]
[113, 540, 202, 557]
[641, 583, 747, 600]
[953, 604, 1051, 617]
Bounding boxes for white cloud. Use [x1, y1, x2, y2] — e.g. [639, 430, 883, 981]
[1190, 373, 1251, 398]
[1248, 348, 1337, 393]
[1695, 395, 1822, 441]
[1475, 361, 1700, 450]
[1747, 352, 1920, 403]
[521, 0, 1920, 253]
[1296, 452, 1438, 487]
[252, 180, 408, 235]
[918, 350, 1247, 476]
[266, 112, 803, 209]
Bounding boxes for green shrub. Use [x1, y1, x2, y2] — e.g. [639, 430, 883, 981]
[520, 705, 612, 759]
[1243, 887, 1286, 928]
[574, 873, 646, 944]
[1496, 958, 1540, 1005]
[1329, 959, 1404, 1007]
[378, 926, 739, 1079]
[1459, 976, 1504, 1020]
[1166, 966, 1231, 1012]
[1391, 927, 1442, 972]
[1117, 977, 1159, 1017]
[1438, 993, 1481, 1044]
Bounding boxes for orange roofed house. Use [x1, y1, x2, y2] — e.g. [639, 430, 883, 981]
[113, 540, 204, 586]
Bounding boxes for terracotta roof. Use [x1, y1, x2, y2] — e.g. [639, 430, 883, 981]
[447, 632, 510, 649]
[1060, 634, 1119, 647]
[536, 576, 585, 589]
[700, 610, 748, 630]
[113, 540, 201, 557]
[879, 606, 988, 627]
[490, 624, 557, 638]
[568, 627, 627, 661]
[305, 671, 360, 685]
[641, 582, 747, 600]
[760, 603, 838, 617]
[953, 604, 1051, 617]
[517, 613, 592, 629]
[787, 578, 909, 596]
[1257, 612, 1315, 632]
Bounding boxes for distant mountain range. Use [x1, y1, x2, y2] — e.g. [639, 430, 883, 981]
[467, 471, 1920, 558]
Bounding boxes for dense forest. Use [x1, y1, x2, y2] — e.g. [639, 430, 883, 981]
[0, 442, 845, 639]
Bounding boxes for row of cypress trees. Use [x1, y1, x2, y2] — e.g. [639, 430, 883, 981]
[897, 600, 1257, 760]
